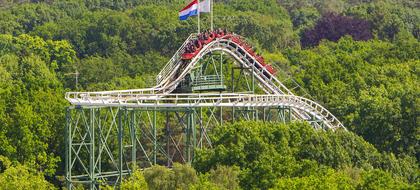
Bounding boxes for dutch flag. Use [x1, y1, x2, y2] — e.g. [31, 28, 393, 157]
[179, 0, 211, 21]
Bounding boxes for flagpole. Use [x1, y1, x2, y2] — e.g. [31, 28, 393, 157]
[211, 0, 214, 31]
[197, 0, 200, 34]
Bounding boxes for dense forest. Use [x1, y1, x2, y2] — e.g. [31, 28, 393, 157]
[0, 0, 418, 189]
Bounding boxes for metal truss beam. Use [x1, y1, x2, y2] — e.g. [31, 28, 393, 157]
[65, 103, 307, 189]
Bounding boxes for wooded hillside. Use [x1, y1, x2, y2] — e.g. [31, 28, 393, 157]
[0, 0, 418, 189]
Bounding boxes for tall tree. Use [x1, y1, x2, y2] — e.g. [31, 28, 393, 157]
[301, 12, 373, 47]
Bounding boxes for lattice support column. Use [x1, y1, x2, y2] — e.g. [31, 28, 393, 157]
[65, 108, 71, 190]
[65, 105, 300, 189]
[185, 109, 196, 163]
[66, 107, 134, 189]
[117, 108, 123, 186]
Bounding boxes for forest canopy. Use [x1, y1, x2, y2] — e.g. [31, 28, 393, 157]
[0, 0, 418, 189]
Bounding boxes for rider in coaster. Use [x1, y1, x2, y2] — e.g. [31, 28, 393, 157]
[204, 31, 209, 40]
[191, 41, 197, 52]
[185, 43, 191, 53]
[185, 43, 189, 53]
[223, 28, 228, 35]
[194, 39, 199, 48]
[197, 34, 202, 42]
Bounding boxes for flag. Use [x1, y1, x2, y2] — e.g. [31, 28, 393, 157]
[179, 0, 198, 21]
[199, 0, 211, 13]
[179, 0, 211, 21]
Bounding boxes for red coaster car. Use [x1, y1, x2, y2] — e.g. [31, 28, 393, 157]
[216, 31, 225, 38]
[182, 40, 203, 60]
[182, 51, 199, 60]
[221, 34, 234, 40]
[255, 56, 266, 67]
[202, 32, 215, 45]
[232, 37, 243, 45]
[244, 45, 255, 57]
[226, 36, 256, 56]
[265, 65, 277, 75]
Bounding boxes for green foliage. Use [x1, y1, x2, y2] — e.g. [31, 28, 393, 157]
[143, 165, 173, 190]
[0, 1, 418, 189]
[271, 168, 415, 190]
[213, 1, 299, 50]
[271, 169, 357, 190]
[172, 163, 199, 190]
[0, 3, 66, 34]
[76, 51, 165, 90]
[358, 169, 415, 190]
[143, 163, 198, 190]
[194, 121, 418, 189]
[346, 1, 420, 40]
[290, 7, 320, 32]
[207, 165, 241, 190]
[284, 37, 419, 159]
[191, 165, 241, 190]
[120, 169, 149, 190]
[0, 157, 55, 190]
[190, 177, 222, 190]
[115, 164, 240, 190]
[0, 34, 72, 176]
[0, 34, 76, 71]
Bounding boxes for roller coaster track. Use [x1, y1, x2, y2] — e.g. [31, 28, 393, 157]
[66, 33, 345, 130]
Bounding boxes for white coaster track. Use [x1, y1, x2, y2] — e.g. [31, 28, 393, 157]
[66, 33, 345, 130]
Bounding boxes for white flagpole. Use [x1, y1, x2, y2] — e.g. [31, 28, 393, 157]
[211, 0, 214, 31]
[197, 0, 200, 34]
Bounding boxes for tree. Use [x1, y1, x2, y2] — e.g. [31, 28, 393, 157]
[206, 165, 241, 190]
[0, 34, 73, 176]
[346, 1, 420, 40]
[120, 169, 149, 190]
[272, 169, 357, 190]
[190, 165, 241, 190]
[193, 121, 417, 189]
[6, 3, 66, 34]
[290, 7, 320, 32]
[358, 169, 413, 189]
[272, 168, 415, 190]
[301, 12, 373, 47]
[0, 1, 418, 189]
[285, 37, 419, 160]
[0, 157, 55, 190]
[143, 163, 198, 190]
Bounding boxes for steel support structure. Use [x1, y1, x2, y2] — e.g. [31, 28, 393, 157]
[64, 33, 345, 189]
[65, 104, 295, 189]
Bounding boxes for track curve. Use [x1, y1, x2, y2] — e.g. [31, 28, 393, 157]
[66, 33, 345, 130]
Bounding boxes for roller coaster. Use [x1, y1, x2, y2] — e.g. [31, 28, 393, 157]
[64, 31, 345, 189]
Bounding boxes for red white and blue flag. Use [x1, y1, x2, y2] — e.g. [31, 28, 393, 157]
[179, 0, 211, 21]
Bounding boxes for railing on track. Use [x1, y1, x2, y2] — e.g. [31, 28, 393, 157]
[65, 34, 345, 130]
[65, 93, 344, 130]
[192, 75, 224, 86]
[156, 33, 197, 86]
